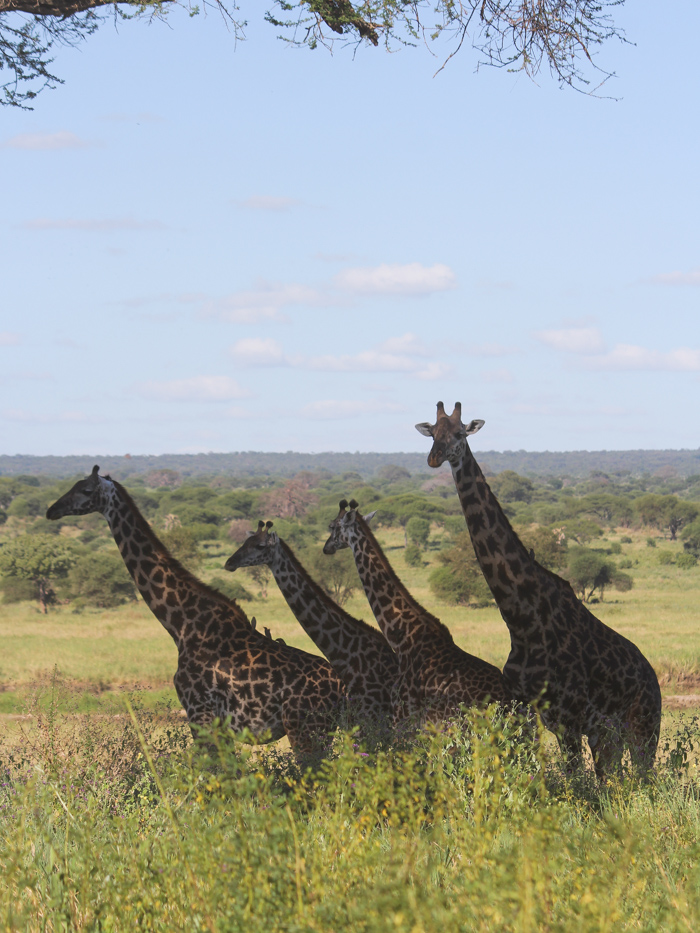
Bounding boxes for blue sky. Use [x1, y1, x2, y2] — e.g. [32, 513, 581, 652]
[1, 3, 698, 457]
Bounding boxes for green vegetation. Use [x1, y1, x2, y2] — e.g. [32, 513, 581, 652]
[2, 463, 700, 927]
[2, 689, 700, 930]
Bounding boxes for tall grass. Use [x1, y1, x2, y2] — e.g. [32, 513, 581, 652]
[2, 683, 700, 931]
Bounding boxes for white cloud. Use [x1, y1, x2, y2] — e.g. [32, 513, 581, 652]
[3, 131, 94, 150]
[306, 350, 449, 381]
[230, 338, 287, 367]
[649, 270, 700, 286]
[535, 327, 606, 354]
[464, 342, 516, 357]
[21, 217, 165, 232]
[0, 332, 20, 346]
[136, 376, 250, 402]
[585, 344, 700, 372]
[334, 262, 456, 296]
[234, 196, 301, 212]
[228, 333, 450, 381]
[378, 332, 428, 357]
[300, 399, 406, 420]
[199, 283, 323, 323]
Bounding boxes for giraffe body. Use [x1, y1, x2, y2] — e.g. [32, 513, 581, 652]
[225, 522, 398, 730]
[417, 403, 661, 775]
[46, 468, 345, 757]
[323, 502, 514, 726]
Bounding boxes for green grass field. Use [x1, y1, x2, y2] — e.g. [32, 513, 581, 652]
[2, 525, 700, 930]
[1, 525, 698, 707]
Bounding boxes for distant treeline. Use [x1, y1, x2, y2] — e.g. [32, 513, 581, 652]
[1, 447, 700, 480]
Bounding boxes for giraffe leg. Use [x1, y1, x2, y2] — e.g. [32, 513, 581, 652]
[626, 708, 661, 779]
[558, 728, 583, 773]
[590, 736, 623, 783]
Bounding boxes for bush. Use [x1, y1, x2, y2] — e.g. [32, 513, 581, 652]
[429, 533, 493, 607]
[67, 552, 137, 608]
[620, 535, 633, 544]
[161, 528, 202, 569]
[516, 525, 567, 571]
[676, 552, 698, 570]
[428, 564, 473, 605]
[404, 544, 423, 567]
[208, 576, 253, 602]
[657, 551, 675, 565]
[1, 577, 38, 603]
[646, 537, 657, 548]
[609, 541, 622, 554]
[405, 516, 430, 549]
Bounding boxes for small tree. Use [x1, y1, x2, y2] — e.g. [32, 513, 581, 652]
[429, 532, 493, 607]
[305, 548, 359, 608]
[566, 548, 633, 602]
[67, 552, 137, 609]
[0, 534, 76, 612]
[516, 525, 567, 571]
[405, 516, 430, 550]
[161, 527, 202, 569]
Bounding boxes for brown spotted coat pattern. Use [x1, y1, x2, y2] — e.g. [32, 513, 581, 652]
[416, 402, 661, 776]
[46, 467, 345, 756]
[322, 501, 513, 726]
[225, 522, 398, 729]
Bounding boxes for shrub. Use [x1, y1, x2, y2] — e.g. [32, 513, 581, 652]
[676, 552, 698, 570]
[657, 550, 675, 565]
[429, 533, 493, 606]
[566, 548, 632, 601]
[67, 552, 137, 608]
[161, 528, 202, 569]
[646, 537, 657, 548]
[620, 535, 633, 544]
[1, 577, 38, 603]
[405, 516, 430, 549]
[609, 541, 622, 554]
[516, 525, 567, 571]
[404, 544, 423, 567]
[208, 576, 254, 602]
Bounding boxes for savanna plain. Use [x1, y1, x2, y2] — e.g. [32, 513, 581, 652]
[1, 461, 700, 931]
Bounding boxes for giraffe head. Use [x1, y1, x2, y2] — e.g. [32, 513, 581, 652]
[415, 401, 485, 468]
[46, 465, 110, 520]
[322, 499, 376, 555]
[224, 520, 278, 572]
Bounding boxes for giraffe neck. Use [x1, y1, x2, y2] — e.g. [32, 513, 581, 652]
[345, 518, 451, 656]
[100, 479, 250, 643]
[449, 442, 537, 617]
[268, 541, 390, 679]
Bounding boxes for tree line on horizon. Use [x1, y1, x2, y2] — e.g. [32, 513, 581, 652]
[1, 461, 700, 617]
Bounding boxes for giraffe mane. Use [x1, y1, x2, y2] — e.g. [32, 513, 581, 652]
[278, 539, 388, 641]
[353, 512, 454, 643]
[112, 479, 258, 631]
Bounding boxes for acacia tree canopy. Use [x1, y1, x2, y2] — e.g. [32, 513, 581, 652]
[1, 0, 627, 108]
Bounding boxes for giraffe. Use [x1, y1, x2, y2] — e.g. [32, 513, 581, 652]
[224, 520, 398, 732]
[322, 499, 514, 728]
[416, 402, 662, 777]
[46, 466, 345, 758]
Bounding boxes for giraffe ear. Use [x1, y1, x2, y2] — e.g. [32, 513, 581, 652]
[461, 419, 485, 437]
[363, 510, 377, 525]
[415, 422, 434, 438]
